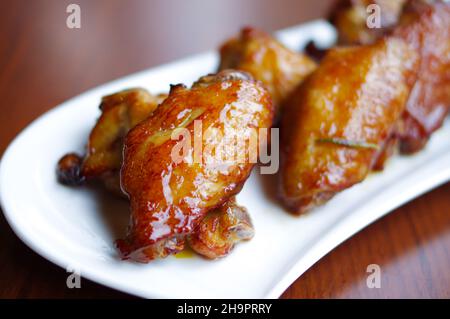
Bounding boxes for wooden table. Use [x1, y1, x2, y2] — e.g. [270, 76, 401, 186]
[1, 0, 449, 299]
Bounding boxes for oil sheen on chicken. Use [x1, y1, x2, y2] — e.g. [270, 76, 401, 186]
[57, 85, 261, 260]
[280, 36, 418, 214]
[392, 1, 450, 153]
[219, 27, 316, 111]
[331, 1, 450, 153]
[117, 70, 274, 262]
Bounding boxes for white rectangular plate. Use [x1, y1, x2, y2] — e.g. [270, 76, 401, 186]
[1, 20, 449, 298]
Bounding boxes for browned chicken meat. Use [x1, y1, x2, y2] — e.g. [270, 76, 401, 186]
[330, 0, 408, 45]
[331, 1, 450, 153]
[57, 81, 262, 261]
[56, 1, 449, 262]
[279, 36, 419, 214]
[57, 88, 166, 194]
[219, 27, 316, 111]
[82, 89, 167, 188]
[187, 197, 254, 259]
[117, 70, 273, 262]
[392, 1, 450, 153]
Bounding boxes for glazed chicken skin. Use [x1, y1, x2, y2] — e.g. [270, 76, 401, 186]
[57, 88, 166, 194]
[280, 36, 419, 214]
[219, 27, 316, 111]
[392, 1, 450, 153]
[117, 70, 273, 262]
[82, 89, 167, 187]
[331, 1, 450, 153]
[57, 85, 258, 260]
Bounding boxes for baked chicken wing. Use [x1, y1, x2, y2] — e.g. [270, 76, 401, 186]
[331, 1, 450, 153]
[219, 27, 316, 111]
[187, 196, 254, 259]
[117, 70, 273, 262]
[57, 88, 166, 194]
[57, 81, 261, 260]
[280, 36, 418, 214]
[392, 1, 450, 153]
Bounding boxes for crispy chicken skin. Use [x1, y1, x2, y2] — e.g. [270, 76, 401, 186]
[280, 37, 418, 214]
[117, 70, 273, 262]
[219, 27, 316, 110]
[187, 197, 254, 259]
[392, 1, 450, 153]
[330, 0, 408, 45]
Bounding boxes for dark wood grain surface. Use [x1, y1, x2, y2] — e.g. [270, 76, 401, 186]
[0, 0, 449, 299]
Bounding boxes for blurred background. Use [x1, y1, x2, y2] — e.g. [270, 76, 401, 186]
[1, 0, 449, 299]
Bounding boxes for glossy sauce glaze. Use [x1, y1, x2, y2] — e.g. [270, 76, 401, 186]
[82, 89, 166, 179]
[117, 70, 274, 262]
[280, 36, 419, 214]
[392, 1, 450, 153]
[331, 1, 450, 154]
[57, 89, 167, 195]
[219, 27, 316, 111]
